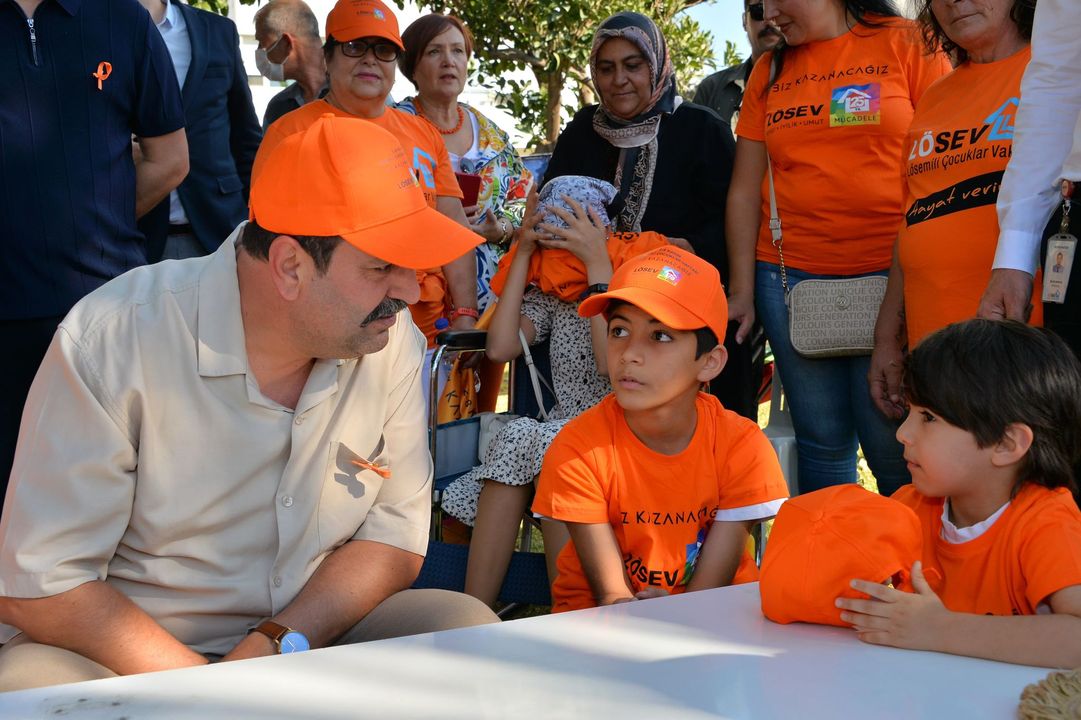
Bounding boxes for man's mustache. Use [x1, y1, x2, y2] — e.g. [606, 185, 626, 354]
[361, 298, 409, 326]
[759, 26, 782, 39]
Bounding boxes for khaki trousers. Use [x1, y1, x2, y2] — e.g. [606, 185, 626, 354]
[0, 589, 497, 693]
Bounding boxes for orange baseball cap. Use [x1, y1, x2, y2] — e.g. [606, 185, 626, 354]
[326, 0, 403, 49]
[759, 485, 924, 627]
[248, 114, 480, 270]
[578, 245, 728, 345]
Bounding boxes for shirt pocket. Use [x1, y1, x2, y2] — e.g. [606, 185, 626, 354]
[217, 174, 243, 195]
[318, 438, 387, 548]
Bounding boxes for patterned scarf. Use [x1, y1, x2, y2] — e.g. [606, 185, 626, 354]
[589, 12, 679, 232]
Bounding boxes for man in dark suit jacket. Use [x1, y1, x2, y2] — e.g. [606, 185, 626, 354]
[138, 0, 262, 261]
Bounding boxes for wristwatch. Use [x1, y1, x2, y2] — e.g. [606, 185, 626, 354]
[578, 283, 609, 302]
[249, 620, 310, 654]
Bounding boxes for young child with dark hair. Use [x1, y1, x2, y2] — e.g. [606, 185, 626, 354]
[533, 246, 789, 611]
[838, 319, 1081, 668]
[441, 176, 674, 608]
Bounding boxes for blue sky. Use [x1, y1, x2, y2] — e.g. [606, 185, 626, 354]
[685, 1, 751, 68]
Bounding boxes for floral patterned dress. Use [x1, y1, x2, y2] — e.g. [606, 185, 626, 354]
[396, 99, 533, 312]
[439, 289, 611, 526]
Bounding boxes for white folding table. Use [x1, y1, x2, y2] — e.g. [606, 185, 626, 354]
[0, 583, 1050, 719]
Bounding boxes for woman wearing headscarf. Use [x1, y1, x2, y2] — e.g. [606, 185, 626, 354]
[544, 12, 759, 420]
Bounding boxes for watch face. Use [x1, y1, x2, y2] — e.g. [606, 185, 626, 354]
[280, 631, 310, 653]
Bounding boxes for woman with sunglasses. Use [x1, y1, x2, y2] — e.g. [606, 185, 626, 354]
[255, 0, 482, 384]
[725, 0, 950, 497]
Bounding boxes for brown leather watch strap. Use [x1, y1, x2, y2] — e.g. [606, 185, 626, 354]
[249, 619, 290, 648]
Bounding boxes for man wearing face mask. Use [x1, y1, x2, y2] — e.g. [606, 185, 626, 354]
[255, 0, 330, 131]
[692, 1, 781, 135]
[137, 0, 262, 263]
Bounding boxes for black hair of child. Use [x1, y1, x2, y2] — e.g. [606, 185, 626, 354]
[605, 300, 719, 359]
[903, 319, 1081, 495]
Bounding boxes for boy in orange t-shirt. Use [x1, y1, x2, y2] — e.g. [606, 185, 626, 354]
[532, 247, 789, 612]
[838, 319, 1081, 668]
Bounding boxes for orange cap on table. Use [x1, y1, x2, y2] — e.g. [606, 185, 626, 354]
[578, 245, 728, 345]
[326, 0, 403, 49]
[248, 114, 480, 270]
[759, 485, 923, 627]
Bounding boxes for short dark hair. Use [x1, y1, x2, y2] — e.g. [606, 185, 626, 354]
[903, 319, 1081, 495]
[323, 38, 339, 63]
[916, 0, 1033, 62]
[239, 221, 343, 275]
[693, 327, 720, 359]
[399, 14, 474, 86]
[605, 300, 719, 359]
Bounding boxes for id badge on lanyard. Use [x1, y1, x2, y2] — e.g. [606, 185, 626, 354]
[1042, 188, 1077, 305]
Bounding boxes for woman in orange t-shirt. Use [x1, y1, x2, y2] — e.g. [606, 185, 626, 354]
[870, 0, 1040, 419]
[726, 0, 950, 496]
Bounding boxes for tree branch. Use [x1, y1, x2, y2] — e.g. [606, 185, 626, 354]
[489, 47, 545, 69]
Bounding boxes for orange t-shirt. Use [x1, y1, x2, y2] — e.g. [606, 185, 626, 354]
[256, 99, 462, 206]
[489, 231, 670, 303]
[736, 18, 950, 275]
[533, 393, 789, 613]
[256, 100, 465, 346]
[893, 484, 1081, 616]
[899, 48, 1042, 345]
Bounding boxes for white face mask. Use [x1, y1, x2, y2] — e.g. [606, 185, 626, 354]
[255, 38, 286, 82]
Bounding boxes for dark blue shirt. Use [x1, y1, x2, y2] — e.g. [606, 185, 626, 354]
[0, 0, 185, 319]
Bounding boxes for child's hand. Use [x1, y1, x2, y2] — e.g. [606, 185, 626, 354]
[835, 561, 949, 652]
[537, 196, 610, 271]
[634, 587, 670, 601]
[512, 187, 543, 257]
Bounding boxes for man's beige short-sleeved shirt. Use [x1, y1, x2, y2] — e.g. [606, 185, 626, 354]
[0, 230, 432, 654]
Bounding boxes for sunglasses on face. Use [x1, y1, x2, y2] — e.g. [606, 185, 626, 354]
[338, 38, 400, 62]
[747, 2, 765, 21]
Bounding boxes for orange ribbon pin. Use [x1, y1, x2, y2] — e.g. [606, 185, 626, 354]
[351, 458, 391, 479]
[92, 61, 112, 91]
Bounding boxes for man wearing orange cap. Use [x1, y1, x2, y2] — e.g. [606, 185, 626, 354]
[532, 246, 789, 612]
[256, 0, 480, 354]
[0, 116, 495, 691]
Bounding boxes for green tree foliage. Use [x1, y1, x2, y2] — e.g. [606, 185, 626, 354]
[189, 0, 231, 14]
[723, 39, 744, 68]
[400, 0, 716, 150]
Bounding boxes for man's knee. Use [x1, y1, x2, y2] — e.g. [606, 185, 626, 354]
[337, 589, 499, 645]
[0, 635, 116, 692]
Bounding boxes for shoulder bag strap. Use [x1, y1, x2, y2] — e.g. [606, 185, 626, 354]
[766, 156, 791, 296]
[518, 329, 556, 421]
